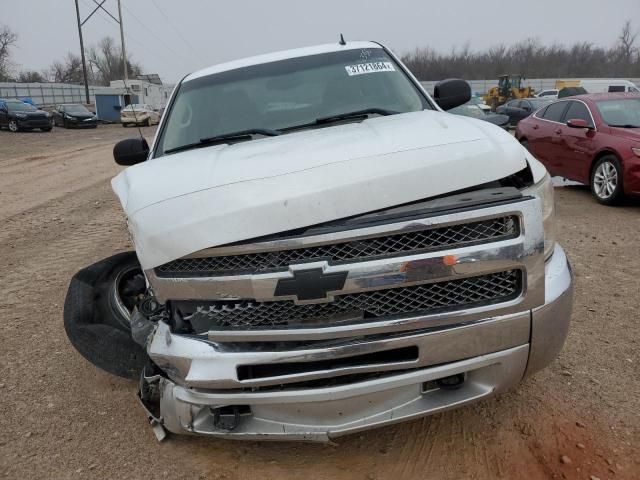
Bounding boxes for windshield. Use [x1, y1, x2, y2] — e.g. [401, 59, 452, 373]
[449, 103, 486, 119]
[595, 98, 640, 127]
[156, 48, 430, 155]
[65, 104, 91, 114]
[529, 98, 553, 109]
[7, 101, 37, 112]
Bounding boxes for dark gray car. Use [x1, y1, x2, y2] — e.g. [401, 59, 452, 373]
[496, 98, 553, 126]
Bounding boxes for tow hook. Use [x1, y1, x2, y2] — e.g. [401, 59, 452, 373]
[149, 418, 167, 442]
[211, 406, 242, 431]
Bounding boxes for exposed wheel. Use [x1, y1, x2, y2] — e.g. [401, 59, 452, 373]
[64, 252, 148, 379]
[144, 117, 151, 127]
[42, 127, 52, 132]
[8, 120, 19, 132]
[591, 155, 624, 205]
[122, 123, 128, 127]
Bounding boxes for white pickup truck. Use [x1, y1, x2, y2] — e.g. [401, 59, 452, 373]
[64, 41, 573, 442]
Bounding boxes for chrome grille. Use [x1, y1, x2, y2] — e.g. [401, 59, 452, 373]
[180, 270, 521, 333]
[157, 216, 518, 277]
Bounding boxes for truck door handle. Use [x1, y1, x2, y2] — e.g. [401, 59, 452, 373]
[554, 128, 562, 134]
[533, 124, 539, 129]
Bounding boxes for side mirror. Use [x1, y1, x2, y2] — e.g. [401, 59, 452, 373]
[113, 137, 149, 166]
[522, 106, 531, 112]
[433, 79, 471, 111]
[566, 118, 589, 129]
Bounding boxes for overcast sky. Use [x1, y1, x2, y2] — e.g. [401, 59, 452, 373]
[3, 0, 639, 83]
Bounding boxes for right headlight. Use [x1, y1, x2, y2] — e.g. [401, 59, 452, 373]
[523, 172, 556, 260]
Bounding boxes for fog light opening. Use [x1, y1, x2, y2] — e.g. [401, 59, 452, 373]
[211, 405, 251, 431]
[422, 373, 467, 392]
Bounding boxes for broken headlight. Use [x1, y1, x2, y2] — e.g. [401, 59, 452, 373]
[523, 172, 556, 260]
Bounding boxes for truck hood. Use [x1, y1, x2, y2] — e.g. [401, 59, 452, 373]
[112, 110, 526, 270]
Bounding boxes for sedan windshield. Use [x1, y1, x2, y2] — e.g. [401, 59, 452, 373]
[65, 104, 91, 114]
[7, 101, 37, 112]
[595, 98, 640, 127]
[156, 48, 430, 155]
[529, 98, 553, 109]
[124, 104, 148, 111]
[449, 103, 486, 119]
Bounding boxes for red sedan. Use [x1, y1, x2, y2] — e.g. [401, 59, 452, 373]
[516, 93, 640, 204]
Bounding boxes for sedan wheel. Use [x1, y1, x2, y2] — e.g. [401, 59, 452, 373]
[591, 156, 623, 205]
[8, 120, 19, 132]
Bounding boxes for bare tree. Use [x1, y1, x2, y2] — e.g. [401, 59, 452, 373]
[402, 21, 640, 80]
[16, 70, 46, 83]
[617, 20, 638, 62]
[0, 25, 18, 81]
[88, 36, 141, 86]
[50, 53, 85, 83]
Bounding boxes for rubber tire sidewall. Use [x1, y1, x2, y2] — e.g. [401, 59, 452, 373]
[590, 155, 624, 206]
[63, 251, 148, 379]
[8, 120, 19, 132]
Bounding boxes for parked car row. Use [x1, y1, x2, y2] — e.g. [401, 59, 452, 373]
[0, 99, 162, 132]
[516, 92, 640, 205]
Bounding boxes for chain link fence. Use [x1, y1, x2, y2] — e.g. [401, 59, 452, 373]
[0, 82, 100, 106]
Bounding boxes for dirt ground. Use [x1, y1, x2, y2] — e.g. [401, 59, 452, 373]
[0, 124, 638, 480]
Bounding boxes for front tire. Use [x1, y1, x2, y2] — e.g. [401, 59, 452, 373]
[64, 252, 148, 379]
[8, 120, 19, 132]
[591, 155, 624, 205]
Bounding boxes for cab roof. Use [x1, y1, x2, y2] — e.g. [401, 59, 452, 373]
[184, 41, 383, 83]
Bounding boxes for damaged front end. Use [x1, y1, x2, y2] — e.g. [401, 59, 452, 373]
[65, 172, 572, 442]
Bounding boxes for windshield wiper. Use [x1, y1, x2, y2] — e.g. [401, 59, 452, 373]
[608, 124, 640, 128]
[315, 108, 399, 124]
[164, 128, 281, 154]
[280, 108, 398, 132]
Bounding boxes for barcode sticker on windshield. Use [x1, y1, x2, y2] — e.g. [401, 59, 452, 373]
[345, 62, 396, 76]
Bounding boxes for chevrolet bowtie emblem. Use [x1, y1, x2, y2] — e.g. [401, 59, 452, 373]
[274, 268, 348, 302]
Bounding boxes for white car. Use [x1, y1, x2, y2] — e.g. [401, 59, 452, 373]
[120, 103, 160, 127]
[64, 40, 573, 442]
[535, 89, 559, 99]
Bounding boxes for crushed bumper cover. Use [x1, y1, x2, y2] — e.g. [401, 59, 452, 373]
[139, 245, 572, 442]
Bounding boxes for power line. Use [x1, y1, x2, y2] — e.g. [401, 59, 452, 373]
[78, 0, 191, 73]
[121, 2, 196, 69]
[149, 0, 201, 63]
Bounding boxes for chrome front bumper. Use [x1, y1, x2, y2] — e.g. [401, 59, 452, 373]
[139, 245, 572, 442]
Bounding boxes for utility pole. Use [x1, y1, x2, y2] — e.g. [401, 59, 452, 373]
[74, 0, 91, 104]
[117, 0, 128, 81]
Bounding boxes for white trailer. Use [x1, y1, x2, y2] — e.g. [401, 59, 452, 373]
[109, 79, 173, 110]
